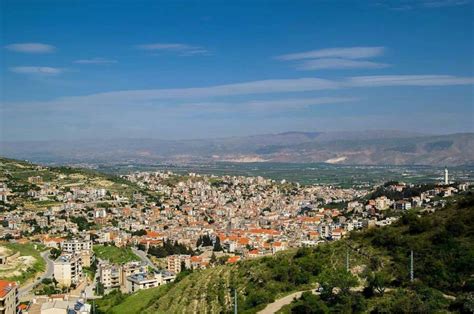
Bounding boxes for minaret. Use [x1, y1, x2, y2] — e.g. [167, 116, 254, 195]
[444, 167, 449, 185]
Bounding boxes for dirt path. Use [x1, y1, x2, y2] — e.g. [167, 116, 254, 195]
[258, 289, 318, 314]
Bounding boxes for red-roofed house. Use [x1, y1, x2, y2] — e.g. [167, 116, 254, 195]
[247, 249, 260, 258]
[330, 228, 344, 240]
[272, 242, 286, 254]
[0, 280, 18, 314]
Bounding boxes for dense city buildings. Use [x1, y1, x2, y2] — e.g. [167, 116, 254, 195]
[0, 158, 471, 313]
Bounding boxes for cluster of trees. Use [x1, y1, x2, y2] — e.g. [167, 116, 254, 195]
[370, 183, 436, 201]
[131, 229, 147, 236]
[35, 278, 63, 295]
[234, 246, 322, 310]
[139, 239, 193, 258]
[196, 234, 223, 251]
[69, 215, 95, 231]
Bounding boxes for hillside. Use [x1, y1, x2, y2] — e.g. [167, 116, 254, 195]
[97, 193, 474, 313]
[0, 156, 153, 203]
[2, 131, 473, 166]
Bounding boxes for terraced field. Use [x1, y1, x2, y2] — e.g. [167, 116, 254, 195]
[100, 240, 371, 314]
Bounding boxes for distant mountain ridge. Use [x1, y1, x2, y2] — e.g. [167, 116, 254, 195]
[1, 130, 473, 166]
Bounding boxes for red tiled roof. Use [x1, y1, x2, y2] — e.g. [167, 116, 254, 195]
[18, 304, 28, 310]
[146, 231, 162, 238]
[227, 256, 240, 263]
[237, 238, 250, 245]
[191, 256, 202, 262]
[248, 228, 280, 235]
[0, 280, 16, 298]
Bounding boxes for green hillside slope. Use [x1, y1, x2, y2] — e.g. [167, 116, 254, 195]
[98, 193, 474, 313]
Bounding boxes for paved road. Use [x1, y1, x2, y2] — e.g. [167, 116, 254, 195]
[258, 289, 319, 314]
[19, 250, 54, 297]
[131, 247, 158, 270]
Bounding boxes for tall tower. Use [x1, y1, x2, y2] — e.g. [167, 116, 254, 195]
[444, 167, 449, 185]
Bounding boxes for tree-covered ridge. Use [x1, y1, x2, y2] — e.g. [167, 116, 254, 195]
[97, 192, 474, 313]
[283, 192, 474, 313]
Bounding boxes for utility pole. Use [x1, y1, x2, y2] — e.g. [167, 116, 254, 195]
[346, 247, 350, 272]
[410, 250, 414, 282]
[234, 288, 238, 314]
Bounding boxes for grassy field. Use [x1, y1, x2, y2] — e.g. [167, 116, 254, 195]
[0, 242, 46, 284]
[98, 285, 171, 314]
[93, 245, 140, 264]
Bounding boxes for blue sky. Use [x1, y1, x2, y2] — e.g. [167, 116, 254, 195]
[1, 0, 473, 141]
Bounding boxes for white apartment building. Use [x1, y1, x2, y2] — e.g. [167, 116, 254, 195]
[61, 239, 92, 253]
[54, 253, 83, 287]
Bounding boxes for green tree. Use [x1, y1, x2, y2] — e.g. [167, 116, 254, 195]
[368, 271, 390, 295]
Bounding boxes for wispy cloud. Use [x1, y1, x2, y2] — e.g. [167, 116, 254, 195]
[297, 58, 390, 70]
[276, 46, 388, 71]
[136, 43, 210, 56]
[378, 0, 471, 10]
[5, 43, 56, 53]
[347, 75, 474, 86]
[422, 0, 470, 7]
[73, 58, 117, 64]
[9, 66, 63, 75]
[276, 47, 385, 61]
[178, 97, 357, 113]
[6, 75, 473, 110]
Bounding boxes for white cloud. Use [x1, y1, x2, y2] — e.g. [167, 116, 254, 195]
[136, 43, 210, 56]
[347, 75, 474, 86]
[276, 46, 387, 71]
[10, 66, 63, 75]
[178, 97, 356, 112]
[53, 78, 338, 106]
[5, 43, 56, 53]
[276, 47, 385, 61]
[74, 58, 117, 64]
[5, 75, 473, 110]
[297, 58, 390, 70]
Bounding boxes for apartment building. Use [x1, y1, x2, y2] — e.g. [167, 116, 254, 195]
[167, 254, 191, 273]
[61, 239, 92, 253]
[54, 253, 83, 287]
[99, 262, 122, 289]
[60, 239, 92, 267]
[98, 261, 147, 291]
[0, 280, 18, 314]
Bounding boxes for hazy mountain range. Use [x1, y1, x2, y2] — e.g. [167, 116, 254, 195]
[1, 130, 473, 166]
